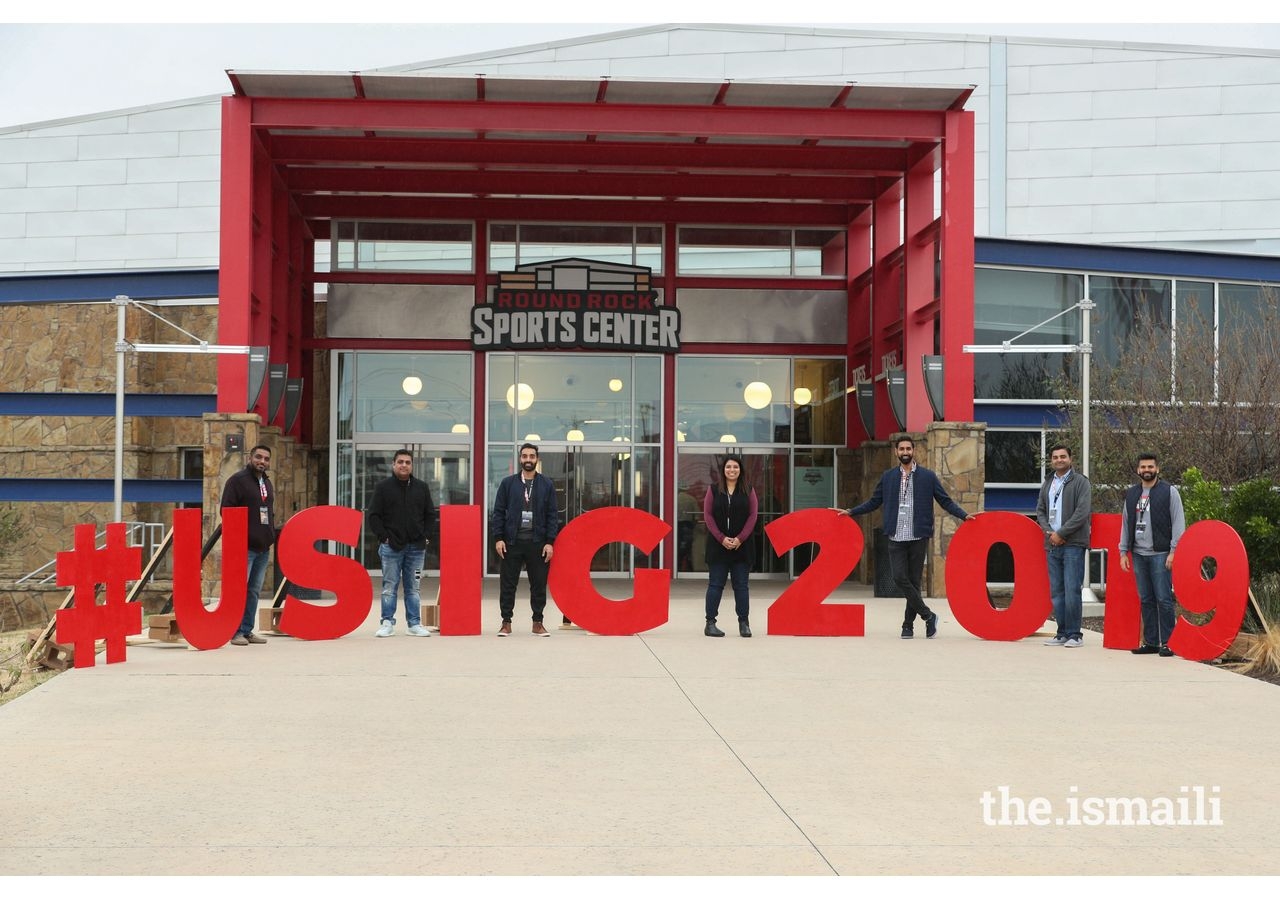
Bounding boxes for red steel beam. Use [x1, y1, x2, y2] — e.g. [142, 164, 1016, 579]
[249, 97, 947, 142]
[295, 195, 864, 226]
[282, 166, 878, 202]
[268, 134, 914, 174]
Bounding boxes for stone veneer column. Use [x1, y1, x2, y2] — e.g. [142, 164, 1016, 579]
[921, 422, 986, 598]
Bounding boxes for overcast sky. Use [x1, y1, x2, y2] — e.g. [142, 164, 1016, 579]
[3, 5, 1279, 129]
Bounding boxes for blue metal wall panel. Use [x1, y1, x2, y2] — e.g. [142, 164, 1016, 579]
[0, 480, 203, 503]
[974, 402, 1069, 428]
[0, 393, 216, 417]
[977, 238, 1280, 282]
[983, 486, 1040, 514]
[0, 269, 218, 304]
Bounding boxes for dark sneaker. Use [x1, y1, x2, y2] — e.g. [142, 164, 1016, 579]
[497, 620, 512, 637]
[1131, 645, 1160, 655]
[532, 622, 550, 637]
[1158, 646, 1175, 657]
[705, 619, 725, 637]
[738, 619, 752, 638]
[901, 626, 914, 640]
[925, 612, 939, 639]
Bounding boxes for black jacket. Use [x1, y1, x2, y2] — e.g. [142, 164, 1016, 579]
[367, 475, 436, 551]
[220, 466, 277, 552]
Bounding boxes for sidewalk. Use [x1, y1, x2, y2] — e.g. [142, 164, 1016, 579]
[1, 581, 1276, 875]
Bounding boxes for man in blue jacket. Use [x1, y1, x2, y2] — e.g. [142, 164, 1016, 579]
[837, 435, 973, 639]
[490, 443, 560, 637]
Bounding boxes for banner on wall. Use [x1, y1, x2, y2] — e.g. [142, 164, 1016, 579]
[471, 257, 680, 352]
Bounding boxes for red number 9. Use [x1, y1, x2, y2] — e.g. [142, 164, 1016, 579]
[1168, 520, 1250, 661]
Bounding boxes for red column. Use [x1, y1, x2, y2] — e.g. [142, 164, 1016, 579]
[217, 97, 253, 413]
[847, 207, 873, 446]
[903, 151, 936, 430]
[941, 110, 976, 422]
[872, 180, 903, 439]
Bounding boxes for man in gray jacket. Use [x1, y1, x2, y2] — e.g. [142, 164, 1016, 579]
[1035, 443, 1092, 648]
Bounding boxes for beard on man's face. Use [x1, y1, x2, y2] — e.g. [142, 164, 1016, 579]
[898, 454, 912, 464]
[521, 460, 537, 471]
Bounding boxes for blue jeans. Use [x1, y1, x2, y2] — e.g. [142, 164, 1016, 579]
[378, 543, 425, 627]
[1132, 551, 1176, 646]
[239, 547, 271, 638]
[1046, 545, 1085, 640]
[705, 560, 750, 621]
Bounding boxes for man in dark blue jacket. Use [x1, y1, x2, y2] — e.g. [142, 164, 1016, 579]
[490, 443, 560, 637]
[837, 435, 973, 639]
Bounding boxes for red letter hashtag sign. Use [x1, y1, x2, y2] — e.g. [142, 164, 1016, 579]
[55, 523, 143, 667]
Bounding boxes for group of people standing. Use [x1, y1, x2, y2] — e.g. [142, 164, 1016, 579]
[217, 438, 1184, 653]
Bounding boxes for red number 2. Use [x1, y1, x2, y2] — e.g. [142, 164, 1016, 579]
[764, 509, 864, 636]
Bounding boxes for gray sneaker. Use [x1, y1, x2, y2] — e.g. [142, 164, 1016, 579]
[375, 620, 394, 638]
[406, 624, 432, 636]
[229, 634, 249, 646]
[1043, 635, 1068, 646]
[1064, 637, 1084, 648]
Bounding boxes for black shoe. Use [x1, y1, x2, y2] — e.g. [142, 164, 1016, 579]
[1158, 646, 1175, 657]
[1131, 645, 1160, 655]
[739, 618, 752, 638]
[925, 612, 939, 639]
[901, 626, 914, 640]
[705, 619, 725, 637]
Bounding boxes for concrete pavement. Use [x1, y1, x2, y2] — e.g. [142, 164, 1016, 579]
[1, 581, 1276, 875]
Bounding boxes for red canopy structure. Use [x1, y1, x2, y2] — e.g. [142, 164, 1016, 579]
[218, 72, 975, 444]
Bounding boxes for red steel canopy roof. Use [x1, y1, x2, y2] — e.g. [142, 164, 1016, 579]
[225, 71, 975, 231]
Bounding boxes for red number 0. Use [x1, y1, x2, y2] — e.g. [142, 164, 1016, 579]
[764, 509, 864, 636]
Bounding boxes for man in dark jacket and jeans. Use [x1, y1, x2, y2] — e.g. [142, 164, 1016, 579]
[837, 435, 973, 640]
[368, 449, 436, 637]
[220, 443, 277, 646]
[490, 442, 560, 637]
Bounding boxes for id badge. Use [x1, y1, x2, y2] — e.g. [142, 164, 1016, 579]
[259, 506, 270, 525]
[520, 510, 533, 527]
[1135, 523, 1147, 535]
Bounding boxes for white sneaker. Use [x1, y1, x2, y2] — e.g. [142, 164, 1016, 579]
[375, 620, 394, 638]
[1043, 635, 1068, 646]
[1064, 637, 1084, 648]
[406, 624, 432, 636]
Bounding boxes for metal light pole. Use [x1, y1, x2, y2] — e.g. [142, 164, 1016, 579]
[111, 295, 252, 523]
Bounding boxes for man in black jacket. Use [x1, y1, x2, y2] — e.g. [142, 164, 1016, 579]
[490, 443, 559, 637]
[220, 443, 276, 646]
[368, 449, 436, 637]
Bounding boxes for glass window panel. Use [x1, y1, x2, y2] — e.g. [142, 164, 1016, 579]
[974, 268, 1085, 400]
[351, 221, 473, 272]
[795, 229, 845, 277]
[353, 352, 472, 434]
[1090, 275, 1171, 401]
[985, 431, 1041, 484]
[1175, 280, 1215, 402]
[792, 448, 835, 576]
[678, 227, 792, 276]
[505, 355, 647, 443]
[488, 353, 518, 446]
[631, 445, 661, 570]
[677, 357, 791, 444]
[792, 358, 844, 445]
[633, 356, 662, 443]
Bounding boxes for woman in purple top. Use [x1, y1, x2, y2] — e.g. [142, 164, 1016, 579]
[702, 454, 758, 638]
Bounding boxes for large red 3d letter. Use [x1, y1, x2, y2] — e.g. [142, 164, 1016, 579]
[277, 505, 372, 641]
[439, 505, 482, 635]
[1168, 520, 1249, 661]
[548, 507, 670, 635]
[765, 508, 863, 636]
[1090, 513, 1142, 649]
[172, 507, 245, 650]
[945, 512, 1050, 641]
